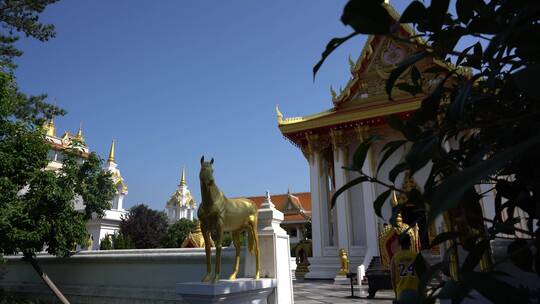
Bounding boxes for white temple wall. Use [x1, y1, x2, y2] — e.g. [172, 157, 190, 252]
[0, 248, 242, 303]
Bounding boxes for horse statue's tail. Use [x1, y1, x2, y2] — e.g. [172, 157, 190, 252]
[248, 215, 259, 255]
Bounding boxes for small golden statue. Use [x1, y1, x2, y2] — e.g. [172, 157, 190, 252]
[198, 157, 260, 283]
[181, 221, 215, 248]
[338, 248, 350, 275]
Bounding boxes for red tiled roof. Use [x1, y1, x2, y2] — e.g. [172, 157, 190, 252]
[245, 192, 311, 223]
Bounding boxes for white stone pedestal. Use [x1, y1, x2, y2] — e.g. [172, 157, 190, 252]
[245, 191, 294, 304]
[176, 279, 276, 304]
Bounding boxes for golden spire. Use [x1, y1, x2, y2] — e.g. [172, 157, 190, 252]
[42, 117, 56, 137]
[180, 167, 186, 187]
[76, 121, 84, 141]
[108, 139, 116, 163]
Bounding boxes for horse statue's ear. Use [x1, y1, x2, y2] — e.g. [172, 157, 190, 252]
[201, 156, 204, 164]
[210, 158, 214, 165]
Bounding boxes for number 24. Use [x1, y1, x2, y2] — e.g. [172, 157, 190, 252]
[398, 263, 415, 276]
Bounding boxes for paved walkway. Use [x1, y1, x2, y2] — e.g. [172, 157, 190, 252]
[293, 280, 395, 304]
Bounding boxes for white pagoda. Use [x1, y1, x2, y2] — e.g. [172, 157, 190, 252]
[42, 119, 129, 250]
[166, 168, 196, 223]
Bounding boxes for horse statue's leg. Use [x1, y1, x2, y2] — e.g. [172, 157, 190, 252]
[201, 229, 212, 283]
[212, 227, 223, 284]
[248, 215, 260, 279]
[228, 230, 242, 280]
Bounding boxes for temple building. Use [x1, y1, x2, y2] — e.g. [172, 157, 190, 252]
[275, 4, 491, 281]
[42, 119, 128, 250]
[166, 168, 196, 223]
[246, 190, 311, 246]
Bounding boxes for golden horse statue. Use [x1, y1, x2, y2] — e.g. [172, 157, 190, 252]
[198, 157, 260, 283]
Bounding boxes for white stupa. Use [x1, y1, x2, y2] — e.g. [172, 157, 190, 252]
[166, 167, 196, 223]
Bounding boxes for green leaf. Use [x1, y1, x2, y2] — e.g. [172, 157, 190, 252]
[456, 44, 475, 67]
[341, 1, 391, 34]
[430, 231, 461, 247]
[405, 135, 438, 174]
[389, 162, 408, 183]
[456, 0, 475, 24]
[428, 135, 540, 222]
[461, 239, 489, 272]
[413, 252, 427, 278]
[423, 66, 447, 73]
[313, 32, 360, 79]
[418, 261, 446, 295]
[428, 0, 450, 33]
[377, 140, 407, 172]
[400, 1, 427, 24]
[331, 176, 369, 208]
[512, 64, 540, 99]
[410, 65, 421, 86]
[373, 189, 391, 218]
[386, 51, 427, 100]
[352, 137, 373, 170]
[447, 80, 472, 122]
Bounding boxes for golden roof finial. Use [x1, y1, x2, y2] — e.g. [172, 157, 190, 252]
[180, 167, 186, 187]
[108, 139, 116, 163]
[348, 55, 356, 71]
[330, 86, 337, 100]
[42, 117, 56, 137]
[275, 105, 283, 124]
[76, 121, 84, 141]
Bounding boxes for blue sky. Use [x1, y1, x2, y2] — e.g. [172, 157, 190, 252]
[15, 1, 410, 211]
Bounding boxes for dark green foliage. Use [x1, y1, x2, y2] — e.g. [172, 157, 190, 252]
[0, 0, 59, 70]
[99, 235, 112, 251]
[110, 232, 134, 249]
[119, 204, 168, 249]
[318, 0, 540, 302]
[160, 218, 197, 248]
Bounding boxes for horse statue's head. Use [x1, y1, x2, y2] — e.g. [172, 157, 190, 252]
[200, 156, 215, 186]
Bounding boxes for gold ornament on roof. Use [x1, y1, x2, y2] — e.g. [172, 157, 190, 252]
[42, 118, 56, 137]
[75, 122, 84, 142]
[108, 139, 116, 163]
[181, 222, 215, 248]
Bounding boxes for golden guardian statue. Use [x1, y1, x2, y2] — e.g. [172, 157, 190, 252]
[197, 156, 260, 283]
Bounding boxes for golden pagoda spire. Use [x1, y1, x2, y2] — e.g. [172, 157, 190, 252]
[42, 117, 56, 137]
[75, 121, 84, 141]
[108, 139, 116, 163]
[180, 167, 186, 187]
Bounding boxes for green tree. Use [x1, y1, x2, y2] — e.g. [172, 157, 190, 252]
[111, 232, 134, 249]
[318, 0, 540, 302]
[0, 73, 115, 303]
[0, 0, 59, 71]
[99, 235, 113, 251]
[119, 204, 168, 249]
[0, 2, 114, 303]
[161, 218, 197, 248]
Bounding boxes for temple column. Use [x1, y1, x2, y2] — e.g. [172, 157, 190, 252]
[330, 130, 356, 276]
[351, 127, 380, 281]
[308, 150, 324, 258]
[304, 134, 340, 279]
